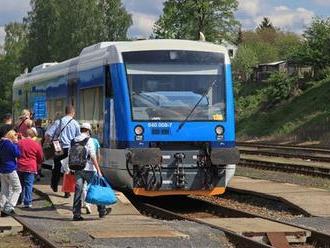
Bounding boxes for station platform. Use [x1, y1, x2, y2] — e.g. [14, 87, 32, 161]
[0, 217, 22, 237]
[229, 176, 330, 217]
[33, 184, 187, 240]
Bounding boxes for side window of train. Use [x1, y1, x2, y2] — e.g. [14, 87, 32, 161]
[105, 65, 113, 98]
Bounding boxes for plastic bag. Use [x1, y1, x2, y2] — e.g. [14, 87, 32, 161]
[61, 173, 76, 193]
[61, 157, 70, 173]
[86, 175, 117, 205]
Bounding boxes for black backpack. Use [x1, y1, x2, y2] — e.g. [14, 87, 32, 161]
[68, 138, 90, 171]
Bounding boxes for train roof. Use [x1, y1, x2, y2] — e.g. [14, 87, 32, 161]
[13, 39, 229, 88]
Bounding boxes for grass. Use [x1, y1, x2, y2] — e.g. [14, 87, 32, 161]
[236, 77, 330, 143]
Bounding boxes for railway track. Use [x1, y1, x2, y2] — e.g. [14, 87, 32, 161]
[239, 149, 330, 163]
[131, 195, 330, 248]
[237, 142, 330, 178]
[239, 158, 330, 178]
[237, 142, 330, 154]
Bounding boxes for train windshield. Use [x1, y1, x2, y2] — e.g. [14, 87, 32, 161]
[123, 50, 226, 121]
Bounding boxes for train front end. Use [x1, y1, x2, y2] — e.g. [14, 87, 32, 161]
[106, 41, 240, 196]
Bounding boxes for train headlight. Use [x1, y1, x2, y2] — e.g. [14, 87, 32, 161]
[134, 125, 144, 135]
[215, 125, 224, 135]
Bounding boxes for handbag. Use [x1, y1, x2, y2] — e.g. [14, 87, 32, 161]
[43, 118, 73, 159]
[86, 175, 117, 205]
[61, 173, 76, 193]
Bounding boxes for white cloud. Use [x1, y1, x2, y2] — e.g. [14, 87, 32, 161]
[0, 0, 30, 12]
[313, 0, 330, 5]
[264, 7, 314, 33]
[237, 1, 315, 33]
[128, 12, 158, 38]
[0, 26, 5, 46]
[238, 0, 263, 17]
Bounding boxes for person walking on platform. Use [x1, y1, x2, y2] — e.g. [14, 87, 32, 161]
[0, 128, 22, 216]
[0, 113, 13, 138]
[82, 127, 102, 214]
[45, 105, 80, 197]
[16, 109, 32, 138]
[71, 123, 110, 221]
[17, 129, 43, 208]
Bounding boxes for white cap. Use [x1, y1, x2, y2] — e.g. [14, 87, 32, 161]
[81, 122, 92, 131]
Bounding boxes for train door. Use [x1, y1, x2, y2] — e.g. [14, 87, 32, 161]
[103, 65, 114, 148]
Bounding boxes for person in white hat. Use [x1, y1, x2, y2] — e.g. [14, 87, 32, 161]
[71, 122, 110, 221]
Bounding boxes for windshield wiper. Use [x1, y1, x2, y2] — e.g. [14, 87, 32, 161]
[177, 79, 217, 132]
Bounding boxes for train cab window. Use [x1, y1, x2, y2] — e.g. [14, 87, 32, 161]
[79, 87, 103, 121]
[105, 65, 113, 98]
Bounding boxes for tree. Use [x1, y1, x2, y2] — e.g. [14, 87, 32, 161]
[257, 17, 275, 31]
[99, 0, 132, 41]
[289, 17, 330, 78]
[232, 44, 258, 82]
[0, 22, 28, 116]
[22, 0, 58, 68]
[22, 0, 132, 68]
[153, 0, 240, 43]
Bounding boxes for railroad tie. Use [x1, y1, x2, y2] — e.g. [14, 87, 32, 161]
[266, 232, 290, 248]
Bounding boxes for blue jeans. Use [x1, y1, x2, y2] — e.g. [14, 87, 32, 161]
[73, 170, 106, 217]
[18, 172, 34, 206]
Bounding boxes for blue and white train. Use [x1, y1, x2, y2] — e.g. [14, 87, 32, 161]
[13, 40, 240, 196]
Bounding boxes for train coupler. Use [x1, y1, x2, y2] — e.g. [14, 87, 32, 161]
[174, 153, 186, 188]
[126, 148, 163, 191]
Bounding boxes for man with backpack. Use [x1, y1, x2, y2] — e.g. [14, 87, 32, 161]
[69, 122, 109, 221]
[45, 105, 80, 197]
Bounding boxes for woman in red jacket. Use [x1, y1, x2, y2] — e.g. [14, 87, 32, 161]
[17, 129, 43, 208]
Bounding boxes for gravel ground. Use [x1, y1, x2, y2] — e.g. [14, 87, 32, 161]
[0, 232, 39, 248]
[194, 191, 304, 221]
[236, 166, 330, 190]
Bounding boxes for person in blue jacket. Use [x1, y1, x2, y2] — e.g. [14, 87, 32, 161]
[0, 128, 22, 216]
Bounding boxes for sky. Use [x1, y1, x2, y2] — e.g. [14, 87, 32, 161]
[0, 0, 329, 46]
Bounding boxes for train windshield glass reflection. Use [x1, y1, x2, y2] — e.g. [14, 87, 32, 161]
[123, 50, 226, 121]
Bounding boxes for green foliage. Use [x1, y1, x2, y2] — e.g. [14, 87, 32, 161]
[237, 77, 330, 141]
[0, 22, 27, 117]
[22, 0, 132, 68]
[232, 44, 258, 81]
[262, 72, 299, 106]
[233, 18, 300, 82]
[256, 17, 275, 32]
[153, 0, 240, 43]
[289, 17, 330, 78]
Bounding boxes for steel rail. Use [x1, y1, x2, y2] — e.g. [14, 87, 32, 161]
[238, 158, 330, 178]
[237, 142, 330, 154]
[140, 202, 273, 248]
[239, 149, 330, 163]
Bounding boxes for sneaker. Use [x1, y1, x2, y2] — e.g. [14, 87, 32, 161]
[1, 210, 16, 217]
[64, 192, 71, 198]
[99, 208, 112, 218]
[73, 216, 84, 221]
[85, 205, 92, 214]
[23, 204, 32, 208]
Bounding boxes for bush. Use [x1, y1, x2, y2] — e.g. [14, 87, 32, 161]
[262, 72, 299, 108]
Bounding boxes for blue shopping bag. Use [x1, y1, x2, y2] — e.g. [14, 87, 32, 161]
[86, 175, 117, 205]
